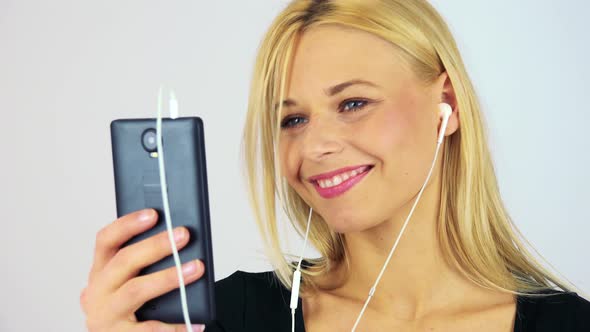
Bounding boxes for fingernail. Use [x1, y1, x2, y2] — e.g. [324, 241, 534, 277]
[138, 209, 154, 223]
[192, 324, 205, 332]
[174, 228, 186, 242]
[182, 260, 199, 276]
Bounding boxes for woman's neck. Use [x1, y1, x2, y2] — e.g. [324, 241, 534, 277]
[326, 177, 471, 320]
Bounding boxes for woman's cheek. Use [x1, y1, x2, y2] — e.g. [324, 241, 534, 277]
[367, 106, 408, 154]
[278, 140, 300, 184]
[277, 141, 290, 179]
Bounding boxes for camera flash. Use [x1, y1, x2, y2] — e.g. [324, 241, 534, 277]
[150, 152, 159, 158]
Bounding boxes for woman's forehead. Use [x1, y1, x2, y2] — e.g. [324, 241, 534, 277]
[285, 25, 415, 101]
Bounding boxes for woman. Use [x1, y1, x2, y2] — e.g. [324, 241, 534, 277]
[81, 0, 590, 331]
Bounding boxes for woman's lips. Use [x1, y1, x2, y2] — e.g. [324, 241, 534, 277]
[310, 165, 373, 199]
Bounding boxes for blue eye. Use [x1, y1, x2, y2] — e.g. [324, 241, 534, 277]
[280, 99, 370, 130]
[281, 115, 307, 129]
[340, 99, 368, 112]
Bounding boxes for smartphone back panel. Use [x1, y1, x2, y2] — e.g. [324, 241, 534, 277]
[110, 117, 215, 323]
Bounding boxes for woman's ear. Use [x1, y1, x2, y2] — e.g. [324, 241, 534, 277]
[435, 72, 460, 137]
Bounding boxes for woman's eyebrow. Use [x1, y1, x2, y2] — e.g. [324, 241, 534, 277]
[325, 79, 379, 96]
[276, 79, 380, 110]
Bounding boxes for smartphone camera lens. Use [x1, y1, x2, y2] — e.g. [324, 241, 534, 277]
[141, 128, 159, 152]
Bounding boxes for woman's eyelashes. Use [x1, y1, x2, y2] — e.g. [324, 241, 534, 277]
[281, 115, 308, 128]
[280, 98, 371, 129]
[339, 98, 369, 113]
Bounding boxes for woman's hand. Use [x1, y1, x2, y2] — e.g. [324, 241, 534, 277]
[80, 208, 206, 332]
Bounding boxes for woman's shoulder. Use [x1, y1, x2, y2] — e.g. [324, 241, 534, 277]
[206, 270, 293, 332]
[516, 289, 590, 331]
[207, 274, 590, 331]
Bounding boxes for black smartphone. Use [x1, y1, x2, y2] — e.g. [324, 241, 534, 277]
[110, 116, 215, 324]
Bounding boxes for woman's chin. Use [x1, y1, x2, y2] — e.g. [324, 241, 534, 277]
[323, 214, 381, 234]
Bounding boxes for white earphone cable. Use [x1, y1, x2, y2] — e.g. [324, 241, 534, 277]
[350, 138, 444, 332]
[291, 207, 314, 332]
[297, 208, 313, 271]
[156, 86, 193, 331]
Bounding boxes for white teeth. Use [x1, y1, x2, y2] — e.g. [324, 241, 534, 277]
[316, 166, 370, 189]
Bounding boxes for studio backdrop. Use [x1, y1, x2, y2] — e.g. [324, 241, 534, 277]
[0, 1, 587, 331]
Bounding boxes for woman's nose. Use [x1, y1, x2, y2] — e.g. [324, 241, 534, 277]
[300, 116, 344, 161]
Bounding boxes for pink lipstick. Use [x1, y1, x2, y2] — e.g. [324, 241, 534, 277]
[309, 165, 373, 199]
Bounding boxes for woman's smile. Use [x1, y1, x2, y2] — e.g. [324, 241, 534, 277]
[308, 164, 374, 199]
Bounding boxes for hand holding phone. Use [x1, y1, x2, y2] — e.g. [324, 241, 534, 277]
[81, 116, 216, 330]
[80, 209, 207, 332]
[109, 117, 216, 323]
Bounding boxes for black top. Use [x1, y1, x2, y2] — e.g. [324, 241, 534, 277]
[205, 270, 590, 332]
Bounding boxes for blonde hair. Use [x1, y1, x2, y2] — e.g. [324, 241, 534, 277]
[242, 0, 581, 298]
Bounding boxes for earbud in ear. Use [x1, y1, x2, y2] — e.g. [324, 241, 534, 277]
[437, 103, 452, 143]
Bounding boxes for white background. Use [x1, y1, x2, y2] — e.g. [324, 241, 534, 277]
[0, 1, 588, 331]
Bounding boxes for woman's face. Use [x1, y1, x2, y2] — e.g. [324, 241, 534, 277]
[278, 24, 448, 233]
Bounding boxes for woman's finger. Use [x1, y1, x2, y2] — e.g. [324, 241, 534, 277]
[98, 226, 190, 292]
[88, 209, 158, 283]
[110, 259, 205, 316]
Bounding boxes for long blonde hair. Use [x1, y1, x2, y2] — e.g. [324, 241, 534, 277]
[242, 0, 581, 297]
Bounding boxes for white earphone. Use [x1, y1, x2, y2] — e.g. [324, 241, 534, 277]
[290, 103, 453, 332]
[438, 102, 452, 143]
